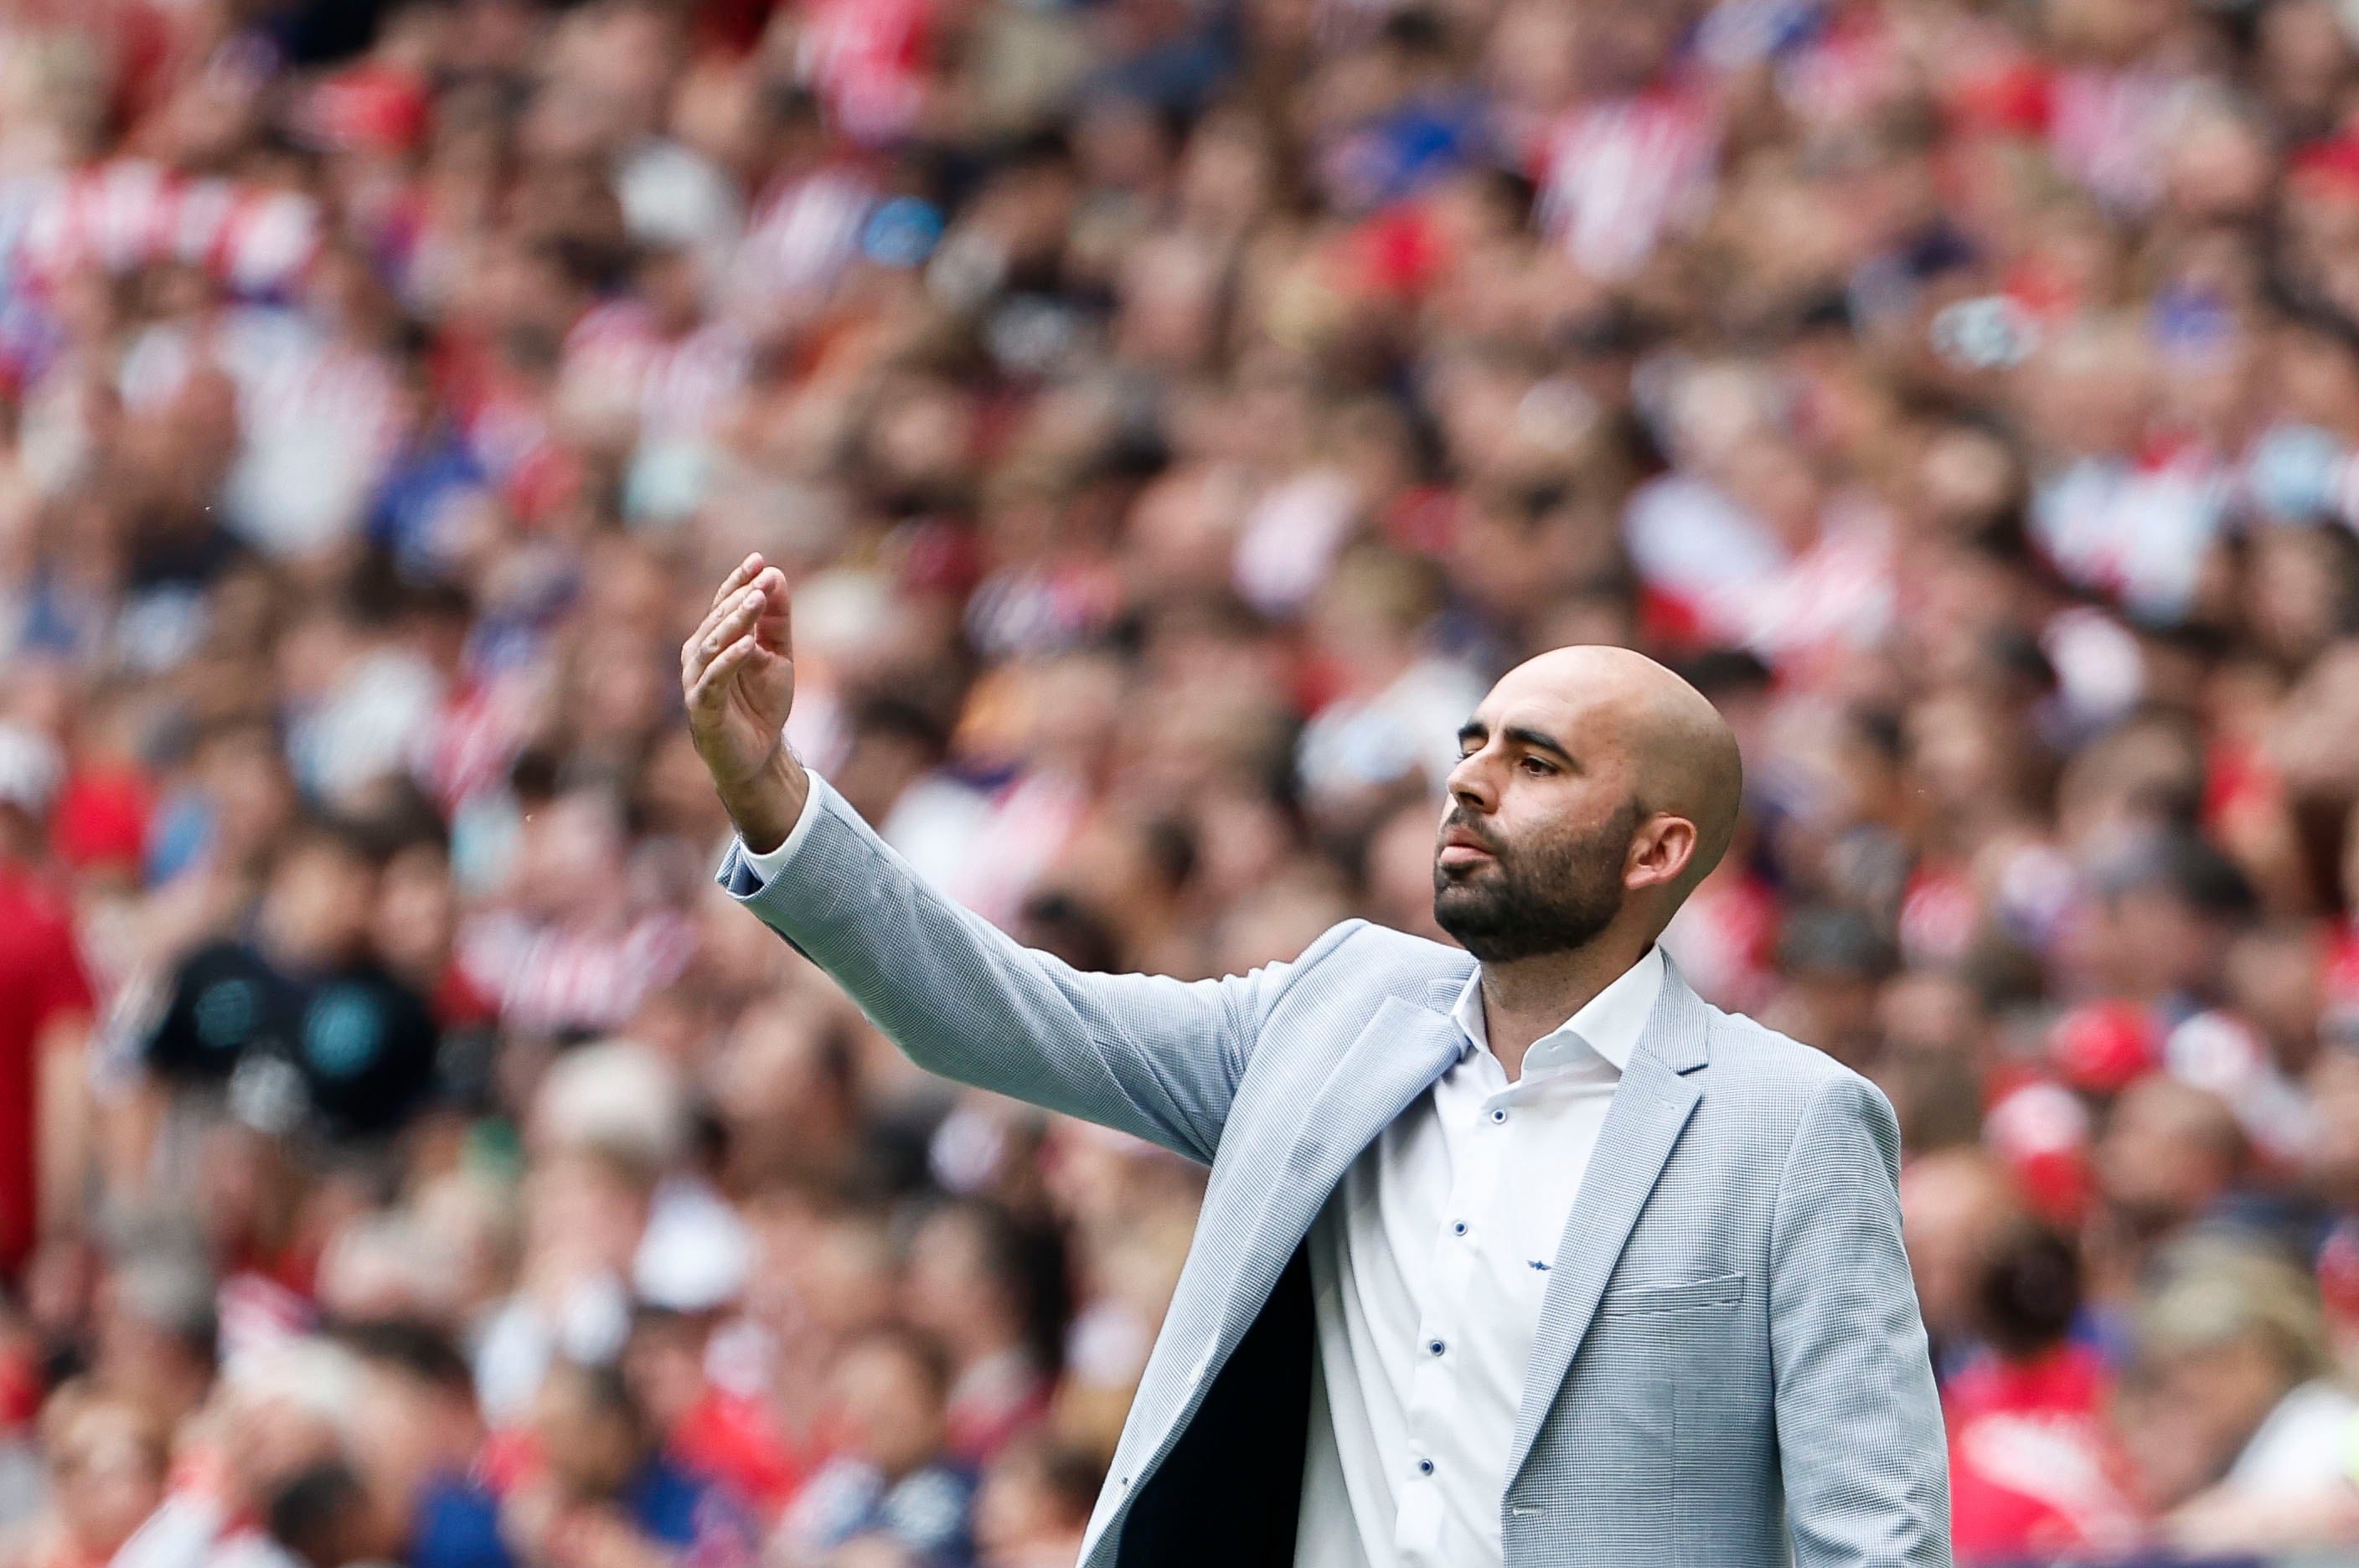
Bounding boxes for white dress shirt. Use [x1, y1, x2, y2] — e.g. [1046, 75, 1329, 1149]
[1296, 945, 1665, 1568]
[740, 777, 1666, 1568]
[740, 771, 830, 884]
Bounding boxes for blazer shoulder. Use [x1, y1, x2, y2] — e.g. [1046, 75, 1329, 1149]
[1320, 920, 1476, 985]
[1693, 1005, 1902, 1189]
[1696, 996, 1880, 1106]
[1268, 919, 1475, 1010]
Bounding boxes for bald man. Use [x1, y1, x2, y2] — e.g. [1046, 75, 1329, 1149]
[684, 557, 1949, 1568]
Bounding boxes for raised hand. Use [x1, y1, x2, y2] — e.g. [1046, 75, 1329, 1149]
[682, 553, 809, 853]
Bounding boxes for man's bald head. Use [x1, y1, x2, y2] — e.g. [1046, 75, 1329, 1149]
[1500, 646, 1745, 896]
[1434, 646, 1744, 962]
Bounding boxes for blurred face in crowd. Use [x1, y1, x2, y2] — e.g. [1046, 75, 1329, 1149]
[1436, 648, 1736, 963]
[903, 1206, 1004, 1354]
[349, 1360, 472, 1519]
[90, 1275, 213, 1431]
[196, 725, 297, 870]
[901, 1198, 1033, 1367]
[514, 792, 628, 924]
[637, 246, 704, 333]
[374, 841, 458, 988]
[260, 834, 378, 973]
[831, 1335, 949, 1482]
[523, 1148, 653, 1284]
[714, 1001, 857, 1186]
[2248, 524, 2356, 668]
[2306, 1049, 2359, 1205]
[2094, 882, 2221, 1004]
[2130, 1328, 2304, 1508]
[216, 1384, 346, 1514]
[531, 1364, 643, 1504]
[622, 1312, 709, 1438]
[2095, 1078, 2245, 1234]
[793, 1214, 902, 1349]
[44, 1396, 166, 1558]
[974, 1439, 1097, 1560]
[2226, 923, 2323, 1073]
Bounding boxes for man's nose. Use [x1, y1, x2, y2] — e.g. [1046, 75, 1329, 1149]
[1446, 756, 1495, 814]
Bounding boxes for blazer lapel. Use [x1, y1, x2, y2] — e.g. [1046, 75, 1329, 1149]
[1504, 962, 1711, 1486]
[1217, 988, 1466, 1340]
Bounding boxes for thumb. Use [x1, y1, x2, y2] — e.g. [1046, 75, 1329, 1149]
[752, 568, 792, 651]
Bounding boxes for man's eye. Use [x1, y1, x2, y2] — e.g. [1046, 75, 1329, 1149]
[1519, 756, 1555, 776]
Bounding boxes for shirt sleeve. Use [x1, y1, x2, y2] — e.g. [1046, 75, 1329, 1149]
[736, 767, 829, 889]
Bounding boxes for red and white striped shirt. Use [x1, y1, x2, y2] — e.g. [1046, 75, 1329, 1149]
[1533, 90, 1719, 281]
[731, 164, 873, 317]
[14, 160, 320, 301]
[561, 301, 750, 442]
[457, 909, 699, 1039]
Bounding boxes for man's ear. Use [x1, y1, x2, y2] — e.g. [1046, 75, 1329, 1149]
[1629, 815, 1697, 891]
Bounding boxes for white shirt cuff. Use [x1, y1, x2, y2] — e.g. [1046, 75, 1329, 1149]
[739, 767, 827, 887]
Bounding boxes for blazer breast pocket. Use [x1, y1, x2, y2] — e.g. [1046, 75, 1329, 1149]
[1598, 1269, 1747, 1316]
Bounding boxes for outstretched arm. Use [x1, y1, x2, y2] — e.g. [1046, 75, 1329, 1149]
[1771, 1074, 1953, 1568]
[684, 554, 1327, 1163]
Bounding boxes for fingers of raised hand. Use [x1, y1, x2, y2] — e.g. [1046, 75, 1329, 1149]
[687, 634, 757, 712]
[710, 554, 762, 611]
[682, 585, 764, 682]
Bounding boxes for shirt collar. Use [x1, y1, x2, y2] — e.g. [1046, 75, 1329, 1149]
[1448, 944, 1666, 1077]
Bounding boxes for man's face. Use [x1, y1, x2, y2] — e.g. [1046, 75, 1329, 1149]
[833, 1342, 945, 1480]
[2093, 1077, 2239, 1231]
[529, 1370, 637, 1502]
[1432, 683, 1642, 963]
[261, 842, 376, 972]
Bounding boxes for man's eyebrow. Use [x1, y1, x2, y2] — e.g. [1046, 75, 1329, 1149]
[1501, 725, 1575, 764]
[1458, 721, 1577, 766]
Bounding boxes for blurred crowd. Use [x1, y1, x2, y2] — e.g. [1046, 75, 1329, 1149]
[18, 0, 2359, 1564]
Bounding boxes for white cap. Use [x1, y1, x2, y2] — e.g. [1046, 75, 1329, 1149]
[0, 725, 62, 817]
[634, 1177, 751, 1312]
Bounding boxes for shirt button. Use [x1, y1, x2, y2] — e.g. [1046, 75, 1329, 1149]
[1489, 1109, 1508, 1125]
[1451, 1220, 1469, 1236]
[1427, 1338, 1446, 1357]
[1417, 1458, 1436, 1476]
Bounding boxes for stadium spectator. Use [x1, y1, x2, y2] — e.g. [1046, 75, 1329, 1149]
[970, 1437, 1098, 1568]
[0, 725, 96, 1281]
[8, 0, 2359, 1559]
[779, 1327, 975, 1568]
[899, 1201, 1059, 1468]
[1944, 1223, 2140, 1563]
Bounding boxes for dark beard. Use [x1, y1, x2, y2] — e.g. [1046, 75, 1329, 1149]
[1432, 801, 1638, 963]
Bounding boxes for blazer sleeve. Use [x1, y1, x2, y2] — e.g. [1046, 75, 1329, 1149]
[715, 773, 1346, 1165]
[1769, 1073, 1953, 1568]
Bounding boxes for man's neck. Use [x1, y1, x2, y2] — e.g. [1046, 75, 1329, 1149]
[1479, 938, 1651, 1081]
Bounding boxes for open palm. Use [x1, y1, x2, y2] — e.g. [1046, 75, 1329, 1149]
[682, 554, 797, 792]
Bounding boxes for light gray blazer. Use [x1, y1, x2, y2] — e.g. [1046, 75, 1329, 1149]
[719, 777, 1950, 1568]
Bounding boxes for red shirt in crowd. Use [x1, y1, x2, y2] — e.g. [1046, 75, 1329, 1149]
[671, 1387, 808, 1510]
[943, 1353, 1052, 1468]
[1944, 1343, 2141, 1564]
[0, 861, 95, 1278]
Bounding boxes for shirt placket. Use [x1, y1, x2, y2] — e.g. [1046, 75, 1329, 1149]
[1396, 1064, 1515, 1562]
